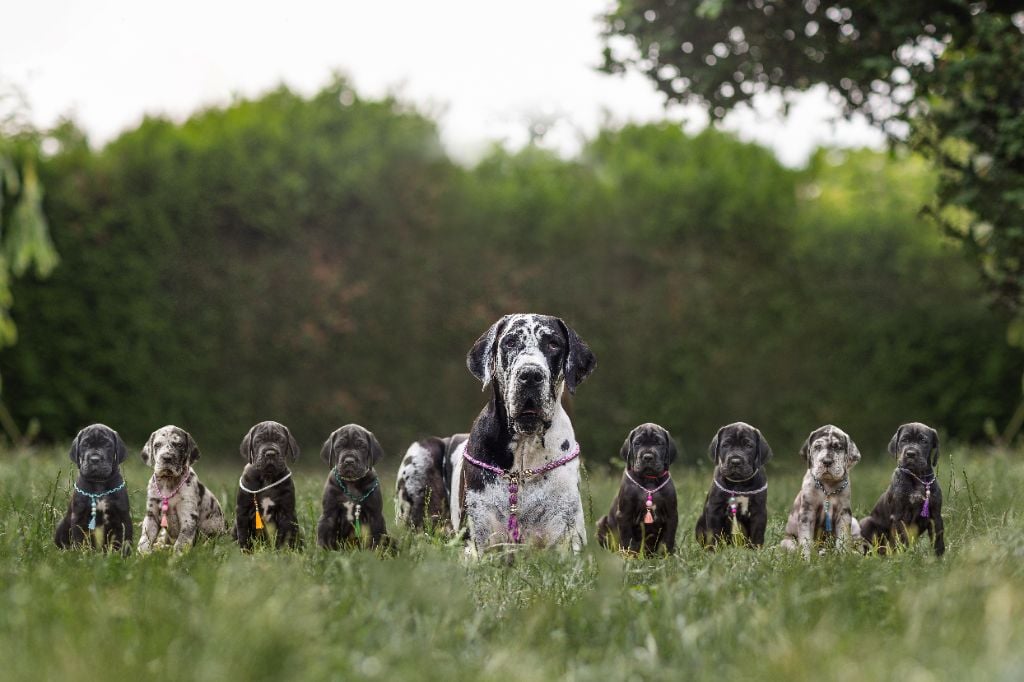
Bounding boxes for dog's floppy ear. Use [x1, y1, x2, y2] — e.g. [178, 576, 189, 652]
[556, 318, 597, 395]
[185, 430, 201, 464]
[111, 429, 128, 465]
[284, 426, 301, 463]
[367, 429, 384, 466]
[68, 431, 82, 467]
[240, 424, 258, 464]
[887, 425, 903, 459]
[707, 427, 724, 464]
[664, 428, 679, 466]
[798, 431, 814, 467]
[619, 427, 637, 464]
[320, 430, 337, 467]
[928, 426, 941, 468]
[845, 432, 862, 467]
[467, 315, 512, 389]
[141, 431, 155, 466]
[754, 428, 773, 467]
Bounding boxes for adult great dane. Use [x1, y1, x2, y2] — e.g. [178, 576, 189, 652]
[450, 313, 596, 555]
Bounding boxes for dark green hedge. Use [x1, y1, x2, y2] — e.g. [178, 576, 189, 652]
[3, 80, 1019, 464]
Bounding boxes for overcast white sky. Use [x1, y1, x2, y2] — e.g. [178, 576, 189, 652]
[2, 0, 884, 166]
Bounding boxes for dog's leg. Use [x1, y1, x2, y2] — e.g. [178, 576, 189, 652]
[749, 508, 767, 548]
[797, 498, 815, 559]
[835, 507, 854, 551]
[930, 513, 945, 556]
[138, 513, 159, 554]
[595, 515, 611, 548]
[663, 510, 678, 554]
[54, 513, 73, 549]
[367, 510, 389, 550]
[173, 504, 200, 554]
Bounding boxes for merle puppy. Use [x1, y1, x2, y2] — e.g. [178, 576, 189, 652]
[138, 425, 226, 554]
[859, 422, 945, 556]
[55, 423, 133, 555]
[780, 424, 861, 556]
[695, 422, 772, 548]
[395, 433, 468, 531]
[232, 420, 302, 550]
[317, 424, 389, 550]
[596, 423, 678, 555]
[450, 313, 596, 555]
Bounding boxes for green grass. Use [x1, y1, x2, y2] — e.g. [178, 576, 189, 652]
[2, 447, 1023, 681]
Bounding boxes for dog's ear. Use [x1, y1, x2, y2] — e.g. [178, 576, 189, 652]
[887, 425, 903, 459]
[556, 318, 597, 395]
[284, 426, 301, 463]
[240, 424, 258, 464]
[467, 315, 511, 389]
[367, 429, 384, 466]
[755, 428, 773, 468]
[111, 429, 129, 465]
[664, 429, 679, 466]
[141, 431, 155, 466]
[185, 430, 201, 464]
[928, 426, 941, 468]
[320, 430, 337, 467]
[708, 427, 724, 464]
[845, 432, 862, 467]
[68, 431, 82, 467]
[798, 431, 813, 467]
[619, 427, 637, 464]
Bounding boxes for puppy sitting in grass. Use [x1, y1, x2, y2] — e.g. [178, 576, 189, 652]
[316, 424, 389, 550]
[55, 423, 133, 555]
[859, 422, 945, 556]
[232, 420, 302, 550]
[695, 422, 772, 548]
[138, 425, 225, 554]
[780, 424, 861, 557]
[596, 423, 678, 555]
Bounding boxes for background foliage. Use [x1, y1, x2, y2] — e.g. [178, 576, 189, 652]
[601, 0, 1024, 317]
[0, 79, 1020, 462]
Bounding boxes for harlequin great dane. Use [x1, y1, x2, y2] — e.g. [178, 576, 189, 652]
[448, 314, 596, 556]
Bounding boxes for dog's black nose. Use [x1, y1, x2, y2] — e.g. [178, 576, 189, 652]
[87, 452, 102, 463]
[641, 451, 655, 462]
[517, 367, 544, 387]
[822, 457, 834, 467]
[728, 455, 743, 466]
[905, 448, 919, 458]
[342, 455, 356, 465]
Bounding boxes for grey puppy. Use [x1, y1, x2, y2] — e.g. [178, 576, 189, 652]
[232, 420, 302, 550]
[859, 422, 945, 556]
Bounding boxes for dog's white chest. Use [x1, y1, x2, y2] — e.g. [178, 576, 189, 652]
[260, 496, 275, 521]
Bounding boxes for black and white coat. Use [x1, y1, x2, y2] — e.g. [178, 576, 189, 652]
[449, 314, 596, 556]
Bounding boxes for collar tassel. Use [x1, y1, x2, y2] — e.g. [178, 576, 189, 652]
[643, 492, 655, 524]
[254, 495, 264, 530]
[728, 496, 741, 536]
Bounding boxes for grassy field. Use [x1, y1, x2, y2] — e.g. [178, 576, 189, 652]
[1, 446, 1023, 681]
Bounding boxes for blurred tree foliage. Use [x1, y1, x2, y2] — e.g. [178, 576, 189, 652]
[1, 79, 1019, 463]
[601, 1, 1024, 313]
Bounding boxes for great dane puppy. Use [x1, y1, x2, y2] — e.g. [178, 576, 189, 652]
[317, 424, 389, 549]
[450, 313, 596, 555]
[138, 425, 226, 554]
[596, 423, 678, 555]
[55, 423, 133, 555]
[781, 424, 861, 556]
[232, 420, 302, 550]
[395, 433, 468, 532]
[859, 422, 945, 556]
[695, 422, 772, 548]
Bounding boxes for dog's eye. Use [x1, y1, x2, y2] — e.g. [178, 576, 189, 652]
[743, 439, 753, 448]
[547, 340, 561, 351]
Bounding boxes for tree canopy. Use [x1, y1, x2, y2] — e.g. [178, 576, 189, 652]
[602, 1, 1024, 310]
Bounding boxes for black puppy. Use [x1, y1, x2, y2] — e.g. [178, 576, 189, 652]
[596, 423, 678, 554]
[232, 420, 302, 550]
[55, 423, 133, 555]
[859, 422, 945, 556]
[695, 422, 772, 548]
[316, 424, 389, 549]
